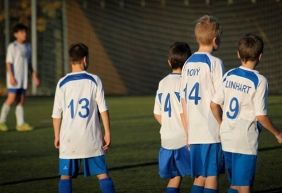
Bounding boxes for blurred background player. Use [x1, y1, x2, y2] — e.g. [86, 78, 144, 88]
[211, 34, 282, 193]
[0, 23, 40, 132]
[180, 15, 224, 193]
[52, 43, 116, 193]
[154, 42, 192, 193]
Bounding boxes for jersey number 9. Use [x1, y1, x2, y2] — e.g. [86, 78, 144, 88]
[226, 97, 239, 119]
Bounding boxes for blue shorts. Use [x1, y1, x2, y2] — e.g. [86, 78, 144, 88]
[59, 155, 108, 177]
[190, 143, 224, 177]
[159, 146, 191, 179]
[224, 151, 257, 186]
[8, 88, 26, 95]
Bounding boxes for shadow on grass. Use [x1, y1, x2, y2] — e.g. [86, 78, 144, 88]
[0, 161, 157, 186]
[1, 146, 282, 187]
[253, 186, 282, 193]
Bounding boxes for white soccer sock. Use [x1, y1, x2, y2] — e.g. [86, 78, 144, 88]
[15, 105, 24, 126]
[0, 103, 11, 123]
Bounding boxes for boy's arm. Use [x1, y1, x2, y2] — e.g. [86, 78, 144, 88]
[181, 99, 188, 130]
[181, 99, 189, 145]
[210, 101, 223, 125]
[53, 118, 61, 149]
[28, 62, 40, 87]
[6, 63, 17, 86]
[256, 115, 282, 143]
[100, 111, 111, 151]
[154, 114, 161, 124]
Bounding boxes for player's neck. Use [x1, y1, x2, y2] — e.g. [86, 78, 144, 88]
[16, 39, 25, 44]
[197, 45, 213, 54]
[171, 68, 181, 74]
[241, 61, 257, 70]
[71, 64, 85, 73]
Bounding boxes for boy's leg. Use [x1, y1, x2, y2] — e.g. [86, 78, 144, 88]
[191, 176, 205, 193]
[97, 173, 116, 193]
[59, 175, 72, 193]
[0, 92, 17, 131]
[227, 186, 238, 193]
[204, 176, 218, 193]
[165, 176, 181, 193]
[15, 92, 32, 131]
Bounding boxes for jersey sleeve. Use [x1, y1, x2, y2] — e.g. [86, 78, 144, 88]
[95, 77, 108, 113]
[52, 83, 64, 118]
[254, 77, 268, 116]
[180, 64, 187, 100]
[6, 44, 14, 64]
[153, 90, 162, 115]
[27, 44, 32, 65]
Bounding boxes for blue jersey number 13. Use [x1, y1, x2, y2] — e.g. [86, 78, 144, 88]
[68, 98, 90, 119]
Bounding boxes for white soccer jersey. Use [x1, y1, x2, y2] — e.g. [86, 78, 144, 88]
[52, 71, 108, 159]
[6, 41, 31, 90]
[154, 73, 187, 149]
[180, 52, 224, 144]
[212, 66, 268, 155]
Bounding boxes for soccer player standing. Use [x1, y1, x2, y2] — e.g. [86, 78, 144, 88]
[0, 23, 40, 132]
[52, 43, 116, 193]
[154, 42, 192, 193]
[180, 15, 224, 193]
[211, 34, 282, 193]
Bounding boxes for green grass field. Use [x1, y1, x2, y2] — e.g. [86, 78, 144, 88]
[0, 96, 282, 193]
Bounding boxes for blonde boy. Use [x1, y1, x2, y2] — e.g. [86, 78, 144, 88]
[180, 15, 224, 193]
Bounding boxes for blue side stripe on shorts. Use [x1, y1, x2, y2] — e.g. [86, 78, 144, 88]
[59, 73, 97, 88]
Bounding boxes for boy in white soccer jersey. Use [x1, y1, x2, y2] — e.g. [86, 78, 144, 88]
[211, 34, 282, 193]
[0, 23, 40, 132]
[52, 43, 115, 193]
[180, 15, 224, 193]
[154, 42, 192, 193]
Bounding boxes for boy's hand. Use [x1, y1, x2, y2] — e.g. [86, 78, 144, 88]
[10, 76, 17, 86]
[32, 73, 40, 87]
[54, 137, 60, 149]
[275, 132, 282, 144]
[103, 133, 111, 152]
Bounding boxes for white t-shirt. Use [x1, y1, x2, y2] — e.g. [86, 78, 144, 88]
[180, 52, 224, 144]
[52, 71, 108, 159]
[212, 66, 268, 155]
[6, 41, 31, 89]
[154, 73, 187, 149]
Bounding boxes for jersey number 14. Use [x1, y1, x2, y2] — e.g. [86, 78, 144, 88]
[184, 82, 201, 105]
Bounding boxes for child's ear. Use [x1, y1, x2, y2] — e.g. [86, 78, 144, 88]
[213, 36, 220, 50]
[168, 59, 172, 67]
[237, 51, 241, 59]
[258, 53, 262, 61]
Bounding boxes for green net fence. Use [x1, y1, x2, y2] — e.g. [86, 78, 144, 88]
[0, 0, 281, 95]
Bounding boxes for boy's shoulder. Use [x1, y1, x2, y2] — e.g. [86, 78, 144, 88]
[224, 67, 267, 88]
[159, 73, 180, 84]
[186, 52, 223, 67]
[57, 71, 102, 88]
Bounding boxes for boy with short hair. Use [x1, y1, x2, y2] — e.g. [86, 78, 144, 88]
[211, 34, 282, 193]
[180, 15, 224, 193]
[52, 43, 116, 193]
[153, 42, 192, 193]
[0, 23, 40, 132]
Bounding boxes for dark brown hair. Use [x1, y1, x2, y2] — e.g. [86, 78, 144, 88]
[168, 42, 191, 69]
[238, 34, 264, 62]
[69, 43, 89, 64]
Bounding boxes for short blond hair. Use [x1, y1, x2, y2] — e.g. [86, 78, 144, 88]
[194, 15, 221, 45]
